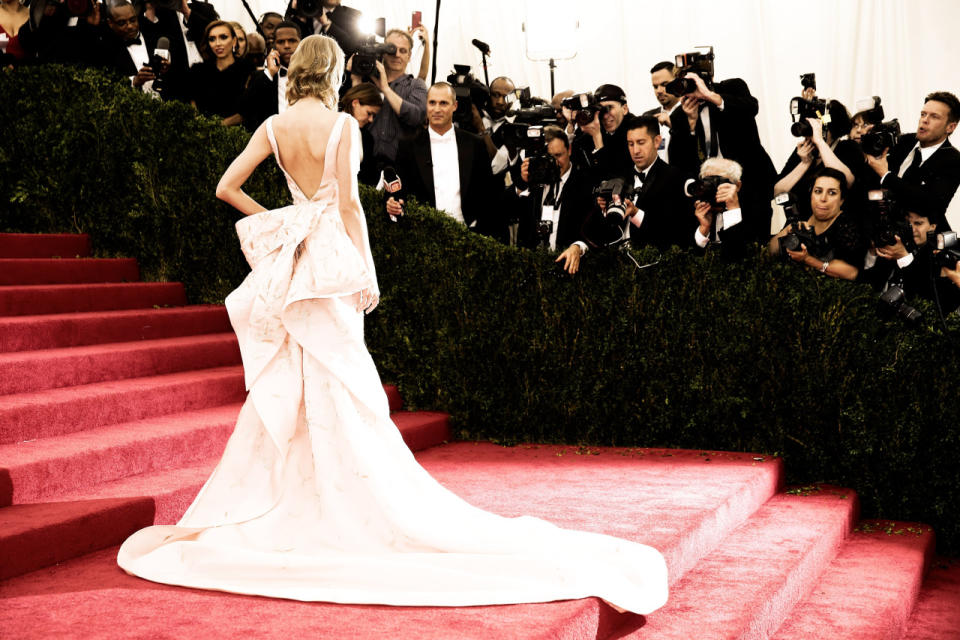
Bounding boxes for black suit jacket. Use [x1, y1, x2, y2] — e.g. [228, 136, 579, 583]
[875, 134, 960, 223]
[583, 158, 696, 250]
[394, 127, 496, 235]
[670, 78, 777, 241]
[95, 23, 162, 79]
[241, 71, 279, 131]
[144, 4, 217, 101]
[517, 164, 595, 249]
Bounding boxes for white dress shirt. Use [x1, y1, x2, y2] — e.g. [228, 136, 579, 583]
[539, 165, 572, 251]
[655, 102, 680, 163]
[125, 35, 155, 95]
[264, 67, 290, 114]
[428, 126, 464, 224]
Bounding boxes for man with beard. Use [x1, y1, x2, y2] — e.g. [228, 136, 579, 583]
[643, 61, 681, 164]
[241, 21, 302, 130]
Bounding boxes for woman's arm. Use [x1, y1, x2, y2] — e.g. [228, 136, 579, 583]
[774, 142, 814, 196]
[336, 117, 379, 299]
[808, 118, 855, 187]
[215, 123, 272, 215]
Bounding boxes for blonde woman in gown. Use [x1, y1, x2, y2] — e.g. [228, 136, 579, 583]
[117, 34, 669, 615]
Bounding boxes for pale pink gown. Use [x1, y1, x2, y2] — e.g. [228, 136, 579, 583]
[117, 113, 669, 614]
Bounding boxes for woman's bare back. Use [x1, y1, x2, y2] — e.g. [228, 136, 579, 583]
[270, 100, 343, 199]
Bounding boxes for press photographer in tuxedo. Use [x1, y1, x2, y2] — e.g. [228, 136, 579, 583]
[515, 126, 594, 273]
[386, 83, 496, 236]
[643, 61, 681, 164]
[139, 0, 217, 102]
[100, 1, 167, 96]
[691, 158, 751, 262]
[241, 22, 301, 131]
[865, 91, 960, 223]
[571, 84, 635, 180]
[669, 72, 777, 243]
[582, 115, 695, 251]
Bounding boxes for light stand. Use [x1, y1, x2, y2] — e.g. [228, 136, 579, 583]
[522, 3, 578, 99]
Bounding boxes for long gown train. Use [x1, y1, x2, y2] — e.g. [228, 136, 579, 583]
[117, 113, 669, 614]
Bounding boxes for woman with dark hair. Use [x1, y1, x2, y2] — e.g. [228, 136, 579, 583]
[770, 167, 866, 280]
[189, 20, 252, 126]
[774, 100, 868, 221]
[117, 33, 668, 617]
[229, 21, 247, 59]
[340, 82, 383, 185]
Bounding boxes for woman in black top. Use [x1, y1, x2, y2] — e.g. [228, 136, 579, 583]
[770, 167, 866, 280]
[190, 20, 252, 126]
[774, 100, 868, 221]
[339, 82, 383, 186]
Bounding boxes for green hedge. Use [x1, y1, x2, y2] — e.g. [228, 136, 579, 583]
[3, 66, 960, 553]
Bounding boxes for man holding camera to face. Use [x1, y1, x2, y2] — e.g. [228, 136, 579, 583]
[582, 115, 695, 252]
[865, 91, 960, 225]
[515, 125, 594, 273]
[667, 54, 777, 244]
[643, 61, 682, 164]
[570, 84, 635, 180]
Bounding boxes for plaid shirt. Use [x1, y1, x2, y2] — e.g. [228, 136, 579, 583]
[369, 74, 427, 164]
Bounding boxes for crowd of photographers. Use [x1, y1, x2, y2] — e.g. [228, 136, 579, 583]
[4, 0, 960, 319]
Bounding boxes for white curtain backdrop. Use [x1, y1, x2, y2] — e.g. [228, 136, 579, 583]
[219, 0, 960, 222]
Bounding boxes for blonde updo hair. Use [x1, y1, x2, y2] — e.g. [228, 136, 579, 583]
[286, 35, 345, 109]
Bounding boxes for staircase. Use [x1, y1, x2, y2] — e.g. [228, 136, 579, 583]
[0, 233, 957, 639]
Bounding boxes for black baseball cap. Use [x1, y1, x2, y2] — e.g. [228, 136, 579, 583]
[594, 84, 627, 104]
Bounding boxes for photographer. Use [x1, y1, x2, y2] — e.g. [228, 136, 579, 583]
[285, 0, 359, 57]
[349, 28, 427, 166]
[642, 61, 681, 164]
[582, 115, 695, 251]
[138, 0, 217, 103]
[774, 102, 863, 220]
[571, 84, 635, 180]
[874, 209, 960, 312]
[865, 92, 960, 223]
[17, 0, 102, 66]
[97, 1, 168, 96]
[240, 21, 301, 131]
[515, 125, 594, 273]
[669, 71, 777, 244]
[692, 158, 751, 261]
[769, 167, 865, 280]
[481, 76, 517, 166]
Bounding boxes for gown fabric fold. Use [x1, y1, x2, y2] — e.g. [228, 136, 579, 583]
[117, 113, 669, 614]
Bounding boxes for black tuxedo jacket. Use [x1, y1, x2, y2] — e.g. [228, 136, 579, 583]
[241, 71, 279, 131]
[571, 113, 634, 181]
[147, 4, 217, 101]
[670, 78, 777, 241]
[516, 165, 595, 249]
[876, 134, 960, 222]
[96, 23, 161, 79]
[583, 157, 696, 250]
[394, 127, 496, 235]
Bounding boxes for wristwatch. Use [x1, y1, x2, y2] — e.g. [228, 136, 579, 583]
[820, 261, 830, 273]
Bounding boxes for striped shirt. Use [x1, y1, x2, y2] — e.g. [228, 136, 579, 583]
[369, 74, 428, 164]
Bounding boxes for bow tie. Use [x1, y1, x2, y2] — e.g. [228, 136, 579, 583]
[634, 169, 647, 182]
[278, 67, 287, 78]
[125, 38, 142, 47]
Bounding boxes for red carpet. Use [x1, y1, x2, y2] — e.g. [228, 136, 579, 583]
[1, 232, 958, 639]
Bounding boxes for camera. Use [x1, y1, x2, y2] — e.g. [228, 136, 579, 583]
[446, 64, 491, 131]
[931, 231, 960, 270]
[860, 119, 901, 157]
[593, 178, 637, 223]
[560, 92, 611, 127]
[879, 285, 922, 325]
[353, 39, 397, 79]
[855, 96, 885, 125]
[775, 192, 804, 227]
[663, 46, 715, 96]
[779, 222, 827, 261]
[500, 124, 560, 185]
[864, 189, 913, 249]
[789, 97, 829, 137]
[800, 73, 816, 91]
[536, 219, 554, 247]
[685, 175, 732, 213]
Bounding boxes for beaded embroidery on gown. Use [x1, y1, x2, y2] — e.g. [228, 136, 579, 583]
[117, 113, 669, 614]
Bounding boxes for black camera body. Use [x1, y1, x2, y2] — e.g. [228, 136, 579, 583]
[499, 123, 560, 186]
[864, 189, 913, 249]
[686, 175, 732, 214]
[536, 219, 554, 247]
[593, 178, 637, 223]
[446, 64, 491, 132]
[353, 39, 397, 78]
[779, 222, 827, 261]
[800, 73, 817, 91]
[560, 92, 611, 127]
[790, 97, 828, 138]
[930, 231, 960, 269]
[664, 46, 715, 96]
[879, 285, 923, 325]
[774, 192, 804, 227]
[860, 119, 901, 157]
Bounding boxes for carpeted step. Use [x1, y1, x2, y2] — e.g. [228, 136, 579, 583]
[0, 443, 783, 637]
[0, 305, 233, 353]
[0, 546, 636, 640]
[391, 410, 450, 451]
[624, 485, 858, 640]
[772, 520, 935, 640]
[0, 233, 90, 258]
[0, 365, 246, 445]
[0, 408, 450, 578]
[0, 403, 242, 507]
[902, 557, 960, 640]
[0, 333, 241, 395]
[0, 258, 139, 285]
[0, 282, 187, 316]
[384, 383, 402, 412]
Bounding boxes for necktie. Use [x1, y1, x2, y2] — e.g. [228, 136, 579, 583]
[543, 183, 558, 207]
[903, 148, 923, 182]
[695, 115, 708, 164]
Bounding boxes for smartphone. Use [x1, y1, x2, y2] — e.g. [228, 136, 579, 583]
[411, 11, 421, 28]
